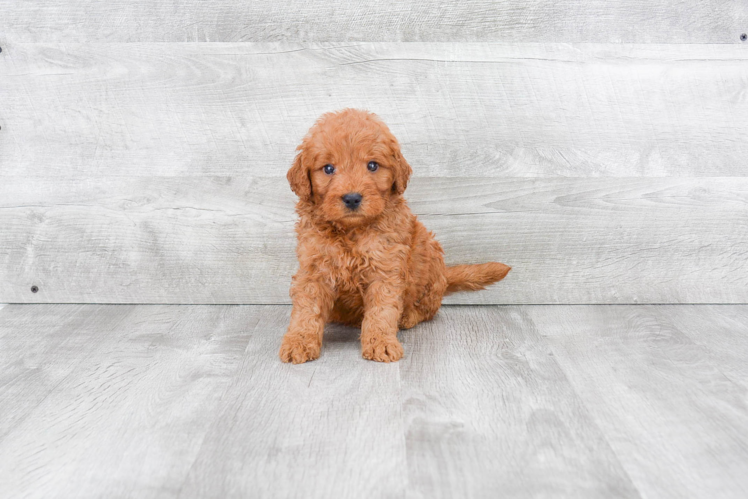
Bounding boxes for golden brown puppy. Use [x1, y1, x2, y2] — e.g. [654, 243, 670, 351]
[280, 109, 510, 363]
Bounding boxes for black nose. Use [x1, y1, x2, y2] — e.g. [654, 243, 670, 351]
[342, 192, 363, 210]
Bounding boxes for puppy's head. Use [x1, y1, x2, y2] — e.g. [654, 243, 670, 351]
[287, 109, 412, 228]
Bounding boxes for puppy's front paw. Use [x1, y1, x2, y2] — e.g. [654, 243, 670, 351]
[279, 333, 321, 364]
[361, 336, 404, 363]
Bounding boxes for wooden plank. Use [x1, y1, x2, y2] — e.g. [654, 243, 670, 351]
[0, 1, 744, 43]
[1, 176, 746, 304]
[531, 305, 748, 497]
[0, 304, 256, 497]
[654, 305, 748, 388]
[179, 307, 407, 498]
[0, 176, 295, 304]
[0, 304, 404, 496]
[2, 42, 747, 178]
[400, 305, 639, 497]
[0, 304, 133, 440]
[2, 304, 748, 497]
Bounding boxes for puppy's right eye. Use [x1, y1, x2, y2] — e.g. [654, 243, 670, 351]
[323, 164, 335, 175]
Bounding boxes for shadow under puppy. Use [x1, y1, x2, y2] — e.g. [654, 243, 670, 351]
[281, 109, 510, 363]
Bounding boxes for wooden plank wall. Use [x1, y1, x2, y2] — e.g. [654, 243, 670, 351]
[0, 1, 745, 43]
[1, 2, 746, 304]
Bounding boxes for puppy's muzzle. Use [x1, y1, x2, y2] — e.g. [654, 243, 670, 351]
[342, 192, 363, 210]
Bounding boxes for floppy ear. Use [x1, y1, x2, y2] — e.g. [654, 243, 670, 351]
[287, 150, 312, 202]
[391, 148, 412, 195]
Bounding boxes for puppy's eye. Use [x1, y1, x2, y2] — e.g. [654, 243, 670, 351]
[323, 164, 335, 175]
[367, 161, 379, 172]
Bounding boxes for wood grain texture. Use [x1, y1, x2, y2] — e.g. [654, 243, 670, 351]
[0, 304, 256, 497]
[2, 304, 748, 497]
[2, 42, 747, 177]
[0, 305, 406, 497]
[0, 0, 745, 43]
[0, 304, 134, 441]
[400, 306, 638, 497]
[179, 307, 407, 498]
[531, 305, 748, 498]
[655, 305, 748, 388]
[1, 176, 746, 304]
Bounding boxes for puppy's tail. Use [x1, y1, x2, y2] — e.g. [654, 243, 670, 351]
[445, 262, 511, 295]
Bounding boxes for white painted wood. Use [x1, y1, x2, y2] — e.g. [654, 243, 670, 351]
[179, 307, 407, 498]
[400, 306, 638, 497]
[654, 305, 748, 388]
[3, 304, 748, 497]
[0, 304, 257, 497]
[2, 43, 746, 177]
[1, 176, 746, 304]
[0, 304, 407, 497]
[0, 304, 134, 440]
[531, 305, 748, 498]
[0, 0, 744, 43]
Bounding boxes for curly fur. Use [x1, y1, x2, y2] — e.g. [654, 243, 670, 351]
[280, 109, 510, 363]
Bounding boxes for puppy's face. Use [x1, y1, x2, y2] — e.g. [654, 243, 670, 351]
[288, 109, 412, 228]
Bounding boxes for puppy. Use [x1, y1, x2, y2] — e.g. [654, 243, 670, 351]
[280, 109, 510, 363]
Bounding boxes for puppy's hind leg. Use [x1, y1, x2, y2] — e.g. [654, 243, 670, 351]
[399, 305, 426, 330]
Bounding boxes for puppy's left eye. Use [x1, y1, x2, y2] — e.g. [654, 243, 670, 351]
[367, 161, 379, 172]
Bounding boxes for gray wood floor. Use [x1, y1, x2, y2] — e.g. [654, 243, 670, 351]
[1, 304, 747, 498]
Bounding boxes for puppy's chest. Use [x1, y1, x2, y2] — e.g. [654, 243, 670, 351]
[322, 240, 377, 282]
[314, 235, 404, 288]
